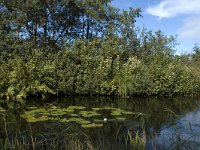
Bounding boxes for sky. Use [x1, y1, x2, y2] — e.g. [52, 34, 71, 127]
[112, 0, 200, 54]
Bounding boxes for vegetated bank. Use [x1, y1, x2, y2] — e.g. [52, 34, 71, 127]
[0, 0, 199, 104]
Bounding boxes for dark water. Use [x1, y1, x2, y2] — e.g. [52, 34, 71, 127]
[1, 95, 200, 150]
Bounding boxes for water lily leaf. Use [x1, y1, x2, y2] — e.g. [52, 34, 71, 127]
[110, 111, 122, 116]
[68, 113, 79, 117]
[21, 108, 47, 118]
[60, 118, 70, 123]
[79, 111, 101, 117]
[79, 120, 91, 125]
[68, 117, 91, 124]
[27, 116, 49, 123]
[102, 106, 115, 110]
[92, 107, 102, 111]
[65, 108, 74, 113]
[81, 123, 103, 128]
[94, 119, 103, 123]
[67, 106, 86, 110]
[50, 106, 59, 110]
[113, 108, 123, 112]
[0, 107, 6, 113]
[49, 111, 67, 116]
[69, 117, 84, 122]
[122, 111, 134, 115]
[115, 117, 126, 121]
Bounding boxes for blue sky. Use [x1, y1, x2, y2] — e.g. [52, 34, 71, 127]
[112, 0, 200, 54]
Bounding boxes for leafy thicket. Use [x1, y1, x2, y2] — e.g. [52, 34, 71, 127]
[0, 0, 199, 103]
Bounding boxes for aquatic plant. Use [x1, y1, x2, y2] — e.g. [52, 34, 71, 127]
[26, 116, 49, 123]
[92, 108, 102, 111]
[68, 117, 91, 124]
[0, 107, 6, 113]
[20, 105, 136, 128]
[67, 106, 86, 110]
[110, 111, 122, 116]
[102, 106, 115, 110]
[79, 111, 101, 118]
[81, 123, 103, 128]
[93, 119, 103, 123]
[115, 117, 126, 121]
[127, 129, 146, 150]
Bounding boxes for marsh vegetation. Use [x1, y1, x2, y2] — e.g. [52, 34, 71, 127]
[0, 0, 200, 104]
[1, 0, 200, 149]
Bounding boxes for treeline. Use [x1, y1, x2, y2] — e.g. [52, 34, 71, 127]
[0, 0, 199, 103]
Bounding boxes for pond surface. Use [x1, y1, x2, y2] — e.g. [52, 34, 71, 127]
[1, 95, 200, 150]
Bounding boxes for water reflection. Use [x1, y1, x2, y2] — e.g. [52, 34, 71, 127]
[1, 95, 200, 149]
[148, 108, 200, 150]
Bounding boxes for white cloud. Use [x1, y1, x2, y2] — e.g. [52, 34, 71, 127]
[147, 0, 200, 18]
[179, 16, 200, 39]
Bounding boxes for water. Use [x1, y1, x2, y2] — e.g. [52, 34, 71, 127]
[1, 95, 200, 150]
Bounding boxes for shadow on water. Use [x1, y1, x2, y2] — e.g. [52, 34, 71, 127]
[1, 94, 200, 149]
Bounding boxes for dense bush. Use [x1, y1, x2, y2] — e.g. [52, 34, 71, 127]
[0, 39, 199, 103]
[0, 0, 199, 104]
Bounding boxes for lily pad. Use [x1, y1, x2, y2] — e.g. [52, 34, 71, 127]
[65, 108, 74, 113]
[92, 107, 102, 111]
[113, 108, 123, 112]
[102, 106, 115, 110]
[60, 118, 70, 123]
[49, 110, 67, 116]
[79, 111, 101, 117]
[68, 117, 83, 122]
[110, 111, 122, 116]
[27, 116, 49, 123]
[94, 119, 103, 123]
[67, 106, 86, 110]
[49, 106, 59, 110]
[115, 117, 126, 121]
[68, 117, 91, 124]
[0, 107, 6, 113]
[122, 111, 134, 115]
[81, 123, 103, 128]
[20, 108, 47, 118]
[79, 119, 91, 125]
[68, 113, 79, 117]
